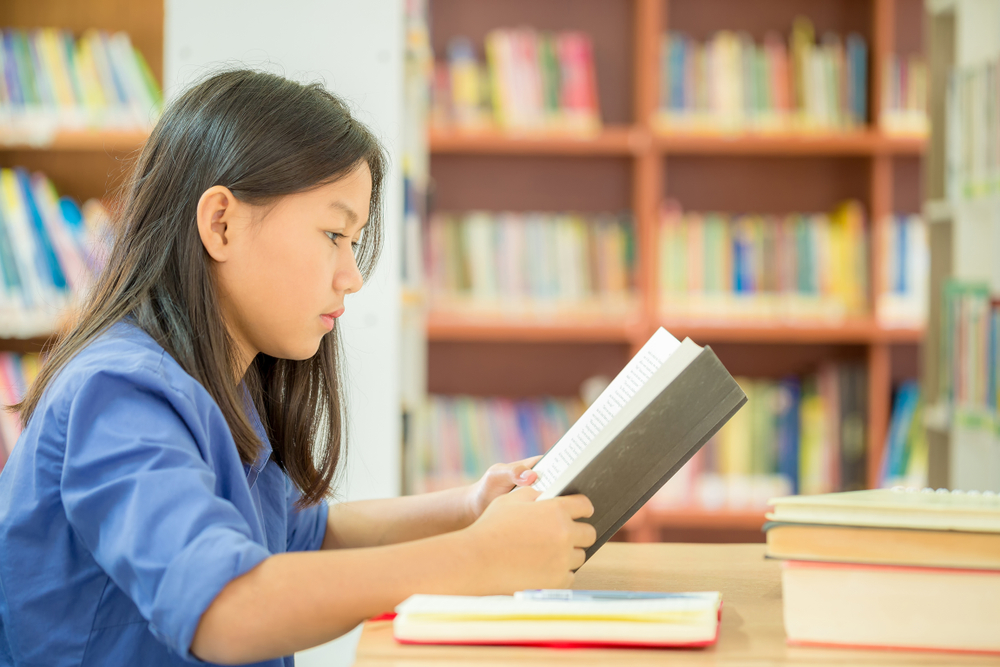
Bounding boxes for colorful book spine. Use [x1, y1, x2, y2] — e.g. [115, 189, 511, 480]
[939, 280, 996, 411]
[0, 167, 109, 338]
[0, 28, 162, 141]
[878, 380, 927, 488]
[876, 213, 928, 328]
[431, 28, 601, 133]
[651, 364, 868, 511]
[880, 53, 928, 136]
[0, 351, 41, 472]
[426, 211, 634, 313]
[658, 200, 868, 322]
[407, 395, 584, 493]
[657, 18, 868, 133]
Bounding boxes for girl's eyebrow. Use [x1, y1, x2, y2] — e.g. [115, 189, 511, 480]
[330, 200, 358, 224]
[330, 200, 370, 231]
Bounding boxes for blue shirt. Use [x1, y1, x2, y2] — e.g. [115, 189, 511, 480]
[0, 321, 329, 666]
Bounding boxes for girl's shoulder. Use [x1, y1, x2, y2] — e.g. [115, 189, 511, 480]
[44, 320, 214, 422]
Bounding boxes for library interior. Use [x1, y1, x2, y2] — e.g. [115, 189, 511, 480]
[0, 0, 999, 665]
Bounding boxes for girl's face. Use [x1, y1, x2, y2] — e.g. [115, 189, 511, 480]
[198, 162, 371, 372]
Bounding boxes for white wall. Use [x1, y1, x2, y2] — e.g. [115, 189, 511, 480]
[164, 1, 404, 664]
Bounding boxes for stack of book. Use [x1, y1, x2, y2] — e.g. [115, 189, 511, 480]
[426, 211, 634, 316]
[767, 488, 1000, 653]
[407, 395, 584, 493]
[658, 200, 868, 323]
[0, 167, 109, 338]
[881, 54, 929, 136]
[0, 352, 39, 472]
[651, 364, 867, 512]
[947, 53, 1000, 199]
[657, 17, 868, 134]
[876, 214, 928, 328]
[879, 381, 928, 489]
[431, 29, 601, 133]
[0, 28, 162, 142]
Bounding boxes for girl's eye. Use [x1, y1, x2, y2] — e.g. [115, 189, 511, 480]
[327, 231, 361, 252]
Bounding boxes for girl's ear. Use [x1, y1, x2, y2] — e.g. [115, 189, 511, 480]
[197, 185, 240, 262]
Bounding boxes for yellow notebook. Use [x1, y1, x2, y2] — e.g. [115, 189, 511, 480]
[392, 591, 722, 648]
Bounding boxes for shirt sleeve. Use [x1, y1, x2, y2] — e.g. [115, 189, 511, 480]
[59, 369, 271, 663]
[285, 476, 329, 552]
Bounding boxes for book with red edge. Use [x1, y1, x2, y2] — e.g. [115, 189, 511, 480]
[391, 591, 722, 648]
[782, 559, 1000, 654]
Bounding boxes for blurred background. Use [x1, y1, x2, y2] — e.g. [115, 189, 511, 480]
[0, 0, 998, 663]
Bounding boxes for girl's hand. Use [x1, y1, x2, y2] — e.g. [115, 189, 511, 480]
[463, 486, 596, 592]
[465, 455, 544, 523]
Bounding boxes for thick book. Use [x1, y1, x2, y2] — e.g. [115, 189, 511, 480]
[393, 592, 722, 648]
[765, 522, 1000, 570]
[782, 560, 1000, 654]
[530, 327, 747, 559]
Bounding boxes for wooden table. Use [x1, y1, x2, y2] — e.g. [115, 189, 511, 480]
[354, 543, 1000, 666]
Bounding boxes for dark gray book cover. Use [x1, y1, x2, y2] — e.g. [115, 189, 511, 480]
[540, 345, 747, 560]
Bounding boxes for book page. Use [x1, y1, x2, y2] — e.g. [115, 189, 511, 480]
[531, 328, 681, 494]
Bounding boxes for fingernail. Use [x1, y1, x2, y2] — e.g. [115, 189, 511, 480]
[519, 470, 532, 481]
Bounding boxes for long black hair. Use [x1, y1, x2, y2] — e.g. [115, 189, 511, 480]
[17, 69, 386, 505]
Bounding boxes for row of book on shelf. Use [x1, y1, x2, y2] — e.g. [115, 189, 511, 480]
[422, 204, 928, 327]
[0, 167, 108, 338]
[425, 211, 634, 315]
[0, 352, 38, 470]
[405, 367, 930, 508]
[947, 51, 1000, 199]
[0, 28, 162, 141]
[658, 18, 870, 133]
[658, 200, 870, 322]
[432, 28, 600, 133]
[936, 280, 1000, 491]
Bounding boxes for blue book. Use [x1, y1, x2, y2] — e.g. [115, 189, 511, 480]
[879, 382, 920, 485]
[15, 168, 67, 291]
[896, 215, 907, 293]
[776, 378, 802, 494]
[668, 32, 686, 111]
[0, 201, 23, 293]
[846, 33, 868, 124]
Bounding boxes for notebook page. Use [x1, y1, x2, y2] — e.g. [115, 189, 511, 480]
[531, 328, 681, 494]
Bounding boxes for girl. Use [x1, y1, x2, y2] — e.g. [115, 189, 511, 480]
[0, 70, 595, 666]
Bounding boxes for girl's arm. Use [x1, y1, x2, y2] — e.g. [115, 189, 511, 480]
[322, 456, 542, 549]
[191, 487, 595, 665]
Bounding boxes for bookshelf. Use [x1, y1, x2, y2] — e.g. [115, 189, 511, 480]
[0, 0, 164, 464]
[0, 1, 163, 202]
[921, 0, 1000, 493]
[420, 0, 928, 541]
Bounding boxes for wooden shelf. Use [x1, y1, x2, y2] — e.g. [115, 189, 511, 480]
[426, 312, 925, 345]
[0, 128, 150, 152]
[429, 127, 926, 157]
[427, 311, 642, 343]
[642, 507, 768, 531]
[429, 126, 642, 155]
[662, 320, 924, 344]
[655, 130, 926, 156]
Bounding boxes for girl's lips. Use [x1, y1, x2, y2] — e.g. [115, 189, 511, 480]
[320, 309, 344, 330]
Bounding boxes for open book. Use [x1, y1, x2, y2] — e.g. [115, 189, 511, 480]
[530, 327, 747, 559]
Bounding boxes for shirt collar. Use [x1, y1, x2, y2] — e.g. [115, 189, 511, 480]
[240, 384, 273, 485]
